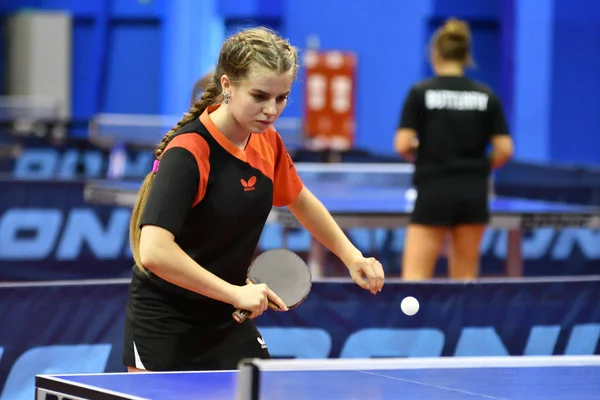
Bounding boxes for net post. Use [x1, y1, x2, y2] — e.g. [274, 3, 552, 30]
[236, 358, 261, 400]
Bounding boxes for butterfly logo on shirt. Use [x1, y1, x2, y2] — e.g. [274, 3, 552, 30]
[241, 176, 257, 192]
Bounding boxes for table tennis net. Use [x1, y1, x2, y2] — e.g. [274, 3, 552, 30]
[235, 356, 600, 400]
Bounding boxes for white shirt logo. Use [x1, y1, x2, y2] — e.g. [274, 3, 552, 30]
[425, 90, 489, 111]
[257, 337, 267, 349]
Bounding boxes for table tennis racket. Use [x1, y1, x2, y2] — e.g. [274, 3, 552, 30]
[232, 249, 312, 323]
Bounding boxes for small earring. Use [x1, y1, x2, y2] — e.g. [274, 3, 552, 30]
[223, 92, 230, 104]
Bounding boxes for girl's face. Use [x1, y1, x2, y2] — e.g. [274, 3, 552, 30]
[225, 66, 293, 133]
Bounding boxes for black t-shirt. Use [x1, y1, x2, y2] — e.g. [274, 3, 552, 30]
[398, 76, 509, 185]
[136, 105, 304, 308]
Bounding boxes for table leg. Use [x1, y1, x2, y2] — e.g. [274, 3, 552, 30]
[308, 236, 325, 278]
[281, 227, 289, 249]
[506, 229, 523, 277]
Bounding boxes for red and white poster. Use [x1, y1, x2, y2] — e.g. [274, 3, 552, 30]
[303, 50, 357, 150]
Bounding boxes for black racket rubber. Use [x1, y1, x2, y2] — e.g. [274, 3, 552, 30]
[232, 249, 312, 323]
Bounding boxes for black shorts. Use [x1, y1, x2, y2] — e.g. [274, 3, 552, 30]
[123, 273, 270, 371]
[410, 176, 489, 227]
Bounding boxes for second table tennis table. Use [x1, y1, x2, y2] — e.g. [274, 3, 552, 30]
[83, 163, 600, 278]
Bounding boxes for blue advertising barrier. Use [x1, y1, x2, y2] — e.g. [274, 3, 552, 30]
[1, 179, 600, 280]
[0, 278, 599, 399]
[0, 180, 134, 280]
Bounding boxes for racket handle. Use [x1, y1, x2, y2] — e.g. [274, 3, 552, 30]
[232, 309, 250, 323]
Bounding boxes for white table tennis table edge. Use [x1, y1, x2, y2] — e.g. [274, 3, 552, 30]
[243, 355, 600, 372]
[38, 355, 600, 379]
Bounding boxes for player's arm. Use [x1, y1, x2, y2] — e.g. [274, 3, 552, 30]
[287, 188, 384, 294]
[140, 227, 286, 314]
[288, 187, 361, 264]
[271, 133, 383, 294]
[270, 133, 361, 267]
[395, 87, 421, 161]
[394, 128, 418, 162]
[136, 146, 236, 303]
[136, 144, 285, 313]
[140, 226, 237, 303]
[488, 95, 514, 169]
[490, 135, 513, 169]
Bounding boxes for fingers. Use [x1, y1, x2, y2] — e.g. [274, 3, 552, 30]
[351, 269, 370, 290]
[249, 298, 267, 319]
[369, 258, 385, 293]
[249, 284, 278, 319]
[266, 288, 289, 311]
[352, 258, 385, 295]
[258, 284, 269, 315]
[242, 282, 291, 320]
[363, 264, 377, 293]
[364, 258, 384, 294]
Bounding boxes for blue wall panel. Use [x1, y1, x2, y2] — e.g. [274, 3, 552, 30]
[160, 0, 223, 116]
[0, 0, 163, 17]
[37, 0, 103, 15]
[218, 0, 282, 19]
[284, 0, 434, 154]
[111, 0, 164, 18]
[225, 18, 282, 37]
[549, 0, 600, 165]
[467, 24, 502, 96]
[71, 19, 96, 120]
[498, 0, 515, 127]
[102, 22, 162, 114]
[431, 0, 500, 19]
[512, 0, 554, 162]
[2, 0, 600, 165]
[0, 0, 102, 16]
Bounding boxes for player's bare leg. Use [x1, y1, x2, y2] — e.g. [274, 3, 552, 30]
[127, 366, 148, 373]
[448, 224, 486, 280]
[402, 224, 447, 280]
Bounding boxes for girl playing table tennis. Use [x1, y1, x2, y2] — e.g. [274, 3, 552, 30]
[123, 27, 384, 373]
[394, 18, 514, 281]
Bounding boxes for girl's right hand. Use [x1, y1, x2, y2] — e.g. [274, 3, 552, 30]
[232, 283, 288, 319]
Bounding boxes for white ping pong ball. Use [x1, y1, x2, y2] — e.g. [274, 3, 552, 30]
[401, 296, 419, 316]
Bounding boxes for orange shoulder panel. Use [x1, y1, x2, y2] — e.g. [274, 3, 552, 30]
[248, 127, 303, 207]
[164, 133, 210, 207]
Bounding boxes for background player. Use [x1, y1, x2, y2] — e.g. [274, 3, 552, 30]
[394, 18, 514, 281]
[190, 70, 217, 106]
[124, 27, 384, 373]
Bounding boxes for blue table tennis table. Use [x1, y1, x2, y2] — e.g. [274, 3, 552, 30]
[35, 356, 600, 400]
[83, 163, 600, 277]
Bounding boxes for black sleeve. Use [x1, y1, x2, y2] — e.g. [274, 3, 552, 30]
[489, 94, 510, 136]
[139, 147, 200, 236]
[398, 87, 421, 130]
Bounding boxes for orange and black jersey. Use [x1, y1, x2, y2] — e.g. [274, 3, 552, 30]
[136, 105, 303, 307]
[399, 76, 509, 184]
